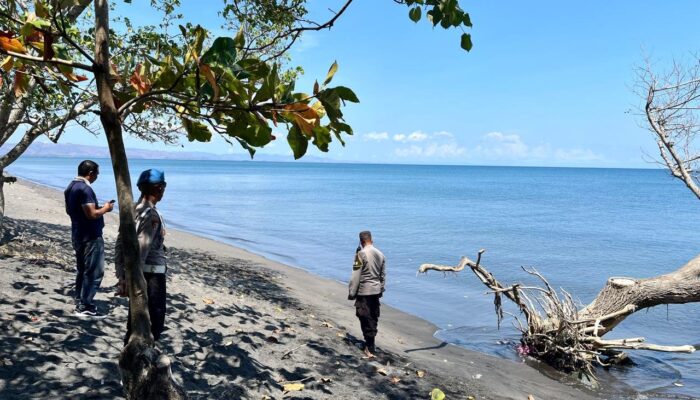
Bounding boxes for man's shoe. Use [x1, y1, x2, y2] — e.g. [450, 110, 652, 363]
[74, 305, 107, 319]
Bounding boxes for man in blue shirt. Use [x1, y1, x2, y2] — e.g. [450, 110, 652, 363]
[64, 160, 114, 317]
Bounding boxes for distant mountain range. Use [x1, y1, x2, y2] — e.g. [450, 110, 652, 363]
[1, 142, 333, 163]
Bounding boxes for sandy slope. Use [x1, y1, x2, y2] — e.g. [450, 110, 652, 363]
[0, 179, 602, 400]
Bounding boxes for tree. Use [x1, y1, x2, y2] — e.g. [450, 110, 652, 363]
[639, 56, 700, 199]
[418, 251, 698, 378]
[0, 0, 94, 233]
[1, 0, 472, 397]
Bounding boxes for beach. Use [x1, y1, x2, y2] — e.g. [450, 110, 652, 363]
[1, 179, 604, 399]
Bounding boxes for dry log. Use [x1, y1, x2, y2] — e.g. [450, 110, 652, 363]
[418, 250, 699, 375]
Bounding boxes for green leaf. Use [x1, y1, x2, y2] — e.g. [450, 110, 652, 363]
[287, 125, 308, 159]
[440, 16, 451, 29]
[253, 63, 278, 103]
[233, 26, 245, 49]
[409, 7, 421, 23]
[311, 126, 331, 152]
[317, 91, 342, 122]
[201, 37, 238, 71]
[220, 70, 248, 103]
[430, 388, 445, 400]
[460, 33, 473, 51]
[182, 117, 212, 142]
[235, 58, 270, 80]
[152, 67, 178, 89]
[330, 121, 353, 135]
[323, 61, 338, 86]
[427, 8, 442, 26]
[235, 137, 256, 158]
[332, 86, 359, 103]
[226, 116, 272, 147]
[462, 12, 472, 27]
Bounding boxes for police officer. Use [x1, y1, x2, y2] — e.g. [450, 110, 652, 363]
[116, 168, 168, 343]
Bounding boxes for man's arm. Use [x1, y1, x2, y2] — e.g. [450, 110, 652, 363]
[348, 252, 365, 300]
[380, 256, 386, 294]
[81, 202, 114, 219]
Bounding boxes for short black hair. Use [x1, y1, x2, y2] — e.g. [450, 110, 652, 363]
[78, 160, 99, 177]
[359, 231, 372, 243]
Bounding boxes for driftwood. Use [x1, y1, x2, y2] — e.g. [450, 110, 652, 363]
[418, 249, 698, 376]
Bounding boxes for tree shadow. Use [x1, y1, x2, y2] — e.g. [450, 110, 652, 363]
[1, 216, 478, 399]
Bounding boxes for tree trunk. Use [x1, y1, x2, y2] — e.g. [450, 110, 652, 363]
[0, 168, 4, 239]
[418, 251, 698, 376]
[579, 254, 700, 335]
[0, 169, 16, 241]
[93, 1, 185, 398]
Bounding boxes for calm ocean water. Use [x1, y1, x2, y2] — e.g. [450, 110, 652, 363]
[8, 157, 700, 397]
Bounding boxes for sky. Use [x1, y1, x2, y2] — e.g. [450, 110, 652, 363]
[19, 1, 700, 167]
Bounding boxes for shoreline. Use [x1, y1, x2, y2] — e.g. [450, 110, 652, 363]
[1, 178, 608, 399]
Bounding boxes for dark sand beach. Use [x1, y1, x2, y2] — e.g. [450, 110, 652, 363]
[0, 180, 604, 399]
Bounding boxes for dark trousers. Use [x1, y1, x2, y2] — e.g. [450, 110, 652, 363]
[73, 237, 105, 308]
[125, 272, 167, 344]
[355, 294, 381, 350]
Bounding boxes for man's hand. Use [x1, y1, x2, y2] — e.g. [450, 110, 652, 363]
[348, 294, 356, 301]
[103, 201, 115, 213]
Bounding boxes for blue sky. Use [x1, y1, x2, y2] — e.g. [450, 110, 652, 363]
[24, 1, 700, 167]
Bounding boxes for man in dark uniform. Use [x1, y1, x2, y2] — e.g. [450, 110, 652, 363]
[348, 230, 386, 358]
[115, 168, 168, 343]
[64, 160, 114, 317]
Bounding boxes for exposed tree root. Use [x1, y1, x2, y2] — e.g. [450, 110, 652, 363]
[418, 250, 698, 377]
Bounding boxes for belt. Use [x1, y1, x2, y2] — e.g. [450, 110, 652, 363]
[143, 264, 166, 274]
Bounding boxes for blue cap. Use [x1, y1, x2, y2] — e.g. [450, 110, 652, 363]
[137, 169, 165, 187]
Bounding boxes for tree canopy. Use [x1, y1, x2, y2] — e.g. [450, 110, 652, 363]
[0, 0, 472, 160]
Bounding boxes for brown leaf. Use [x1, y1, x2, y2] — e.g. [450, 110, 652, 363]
[13, 69, 28, 97]
[26, 31, 43, 44]
[282, 383, 304, 392]
[43, 32, 55, 61]
[390, 376, 401, 385]
[0, 33, 27, 54]
[62, 72, 88, 82]
[202, 296, 215, 305]
[199, 63, 219, 102]
[130, 64, 151, 95]
[376, 367, 388, 376]
[527, 396, 535, 400]
[416, 370, 425, 378]
[283, 102, 320, 137]
[1, 56, 13, 73]
[321, 321, 334, 328]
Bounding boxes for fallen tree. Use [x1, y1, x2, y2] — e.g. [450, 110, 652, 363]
[418, 249, 697, 377]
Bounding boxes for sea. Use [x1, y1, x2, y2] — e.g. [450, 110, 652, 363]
[7, 157, 700, 398]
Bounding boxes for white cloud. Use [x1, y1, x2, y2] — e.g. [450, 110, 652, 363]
[394, 143, 466, 158]
[394, 145, 423, 157]
[473, 132, 603, 163]
[433, 131, 454, 138]
[554, 148, 603, 162]
[363, 132, 389, 141]
[393, 131, 429, 142]
[294, 33, 320, 52]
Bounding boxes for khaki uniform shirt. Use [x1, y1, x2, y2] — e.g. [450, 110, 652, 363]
[115, 198, 166, 279]
[348, 244, 386, 298]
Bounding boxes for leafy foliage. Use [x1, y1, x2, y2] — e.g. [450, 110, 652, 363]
[1, 0, 472, 160]
[403, 0, 473, 51]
